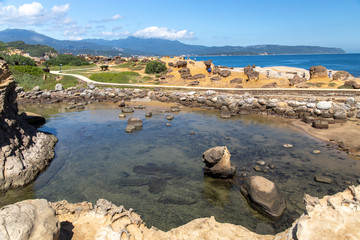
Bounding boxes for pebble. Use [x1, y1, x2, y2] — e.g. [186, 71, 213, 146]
[269, 164, 276, 170]
[312, 150, 321, 154]
[166, 123, 171, 127]
[345, 180, 351, 185]
[283, 144, 293, 148]
[225, 137, 230, 140]
[253, 166, 261, 172]
[357, 178, 360, 184]
[166, 115, 174, 121]
[145, 112, 152, 118]
[190, 131, 195, 135]
[256, 160, 266, 166]
[118, 114, 126, 118]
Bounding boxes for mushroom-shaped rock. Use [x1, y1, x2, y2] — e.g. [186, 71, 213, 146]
[204, 59, 212, 69]
[202, 146, 236, 178]
[125, 117, 143, 133]
[240, 176, 286, 219]
[244, 65, 259, 81]
[332, 71, 350, 81]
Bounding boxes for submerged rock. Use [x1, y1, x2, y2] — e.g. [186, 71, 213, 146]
[240, 176, 286, 219]
[122, 106, 134, 113]
[125, 117, 143, 133]
[148, 177, 167, 194]
[202, 146, 236, 179]
[314, 175, 332, 184]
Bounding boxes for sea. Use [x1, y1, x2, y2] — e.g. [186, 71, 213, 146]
[190, 54, 360, 77]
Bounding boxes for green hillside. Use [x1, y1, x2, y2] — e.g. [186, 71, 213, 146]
[3, 41, 57, 57]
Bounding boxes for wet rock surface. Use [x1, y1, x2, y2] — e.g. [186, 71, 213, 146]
[125, 117, 143, 133]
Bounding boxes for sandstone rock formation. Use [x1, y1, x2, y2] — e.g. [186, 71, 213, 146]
[219, 69, 231, 77]
[0, 58, 57, 191]
[46, 185, 360, 240]
[332, 71, 350, 81]
[202, 146, 236, 178]
[125, 117, 143, 133]
[240, 176, 286, 219]
[309, 65, 327, 78]
[244, 65, 260, 81]
[0, 199, 60, 240]
[178, 67, 191, 79]
[175, 60, 187, 68]
[203, 59, 212, 69]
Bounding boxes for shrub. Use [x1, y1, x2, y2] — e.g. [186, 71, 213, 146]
[11, 65, 44, 76]
[45, 54, 90, 66]
[0, 53, 36, 66]
[145, 61, 167, 74]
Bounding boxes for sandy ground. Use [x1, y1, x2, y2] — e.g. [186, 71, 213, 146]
[267, 115, 360, 158]
[96, 56, 358, 89]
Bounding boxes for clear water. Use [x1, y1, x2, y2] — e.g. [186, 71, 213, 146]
[191, 54, 360, 77]
[12, 103, 360, 233]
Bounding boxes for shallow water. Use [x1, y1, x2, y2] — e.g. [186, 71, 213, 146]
[12, 103, 360, 232]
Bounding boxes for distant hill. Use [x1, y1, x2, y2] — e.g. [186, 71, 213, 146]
[4, 41, 57, 57]
[0, 28, 346, 56]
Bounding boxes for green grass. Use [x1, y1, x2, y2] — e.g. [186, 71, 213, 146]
[338, 85, 354, 89]
[114, 61, 136, 68]
[129, 65, 145, 71]
[43, 64, 97, 71]
[328, 82, 336, 87]
[89, 72, 140, 84]
[13, 71, 83, 91]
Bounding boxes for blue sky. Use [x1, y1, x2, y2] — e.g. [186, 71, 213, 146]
[0, 0, 359, 52]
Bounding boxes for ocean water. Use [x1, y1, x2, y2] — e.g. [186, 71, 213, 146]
[191, 54, 360, 77]
[9, 103, 359, 233]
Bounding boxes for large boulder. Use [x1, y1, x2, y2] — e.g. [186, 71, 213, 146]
[309, 66, 327, 78]
[289, 75, 307, 86]
[175, 61, 187, 68]
[0, 199, 60, 240]
[219, 70, 231, 77]
[240, 176, 286, 219]
[332, 71, 350, 80]
[125, 117, 143, 133]
[178, 67, 191, 79]
[244, 65, 259, 81]
[343, 80, 360, 89]
[202, 146, 236, 178]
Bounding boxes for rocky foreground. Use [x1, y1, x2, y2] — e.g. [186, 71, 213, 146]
[0, 59, 57, 191]
[0, 185, 358, 240]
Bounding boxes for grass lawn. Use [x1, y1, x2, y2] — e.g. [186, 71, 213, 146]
[42, 64, 97, 71]
[89, 72, 141, 84]
[13, 72, 84, 91]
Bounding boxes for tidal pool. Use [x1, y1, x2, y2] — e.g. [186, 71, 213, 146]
[15, 102, 360, 232]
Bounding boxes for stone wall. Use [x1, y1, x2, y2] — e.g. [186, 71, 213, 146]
[0, 59, 57, 191]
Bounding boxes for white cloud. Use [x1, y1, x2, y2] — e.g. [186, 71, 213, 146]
[0, 2, 71, 25]
[18, 2, 43, 16]
[52, 4, 69, 14]
[112, 14, 122, 20]
[133, 26, 194, 40]
[102, 31, 119, 37]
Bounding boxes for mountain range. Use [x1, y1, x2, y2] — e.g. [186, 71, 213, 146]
[0, 28, 346, 56]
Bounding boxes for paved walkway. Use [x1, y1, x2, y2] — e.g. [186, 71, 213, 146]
[50, 71, 360, 96]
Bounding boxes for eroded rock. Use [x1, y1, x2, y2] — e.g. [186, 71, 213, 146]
[240, 176, 286, 219]
[202, 146, 236, 178]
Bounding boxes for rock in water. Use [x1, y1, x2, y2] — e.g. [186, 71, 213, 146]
[148, 177, 167, 194]
[125, 117, 143, 133]
[240, 176, 286, 219]
[314, 175, 332, 184]
[122, 106, 134, 113]
[220, 106, 231, 119]
[21, 112, 46, 127]
[0, 199, 60, 240]
[202, 146, 236, 178]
